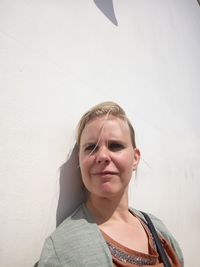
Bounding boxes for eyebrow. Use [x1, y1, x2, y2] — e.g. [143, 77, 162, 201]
[82, 139, 126, 147]
[107, 140, 127, 147]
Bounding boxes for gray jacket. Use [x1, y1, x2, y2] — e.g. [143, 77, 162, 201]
[38, 204, 184, 267]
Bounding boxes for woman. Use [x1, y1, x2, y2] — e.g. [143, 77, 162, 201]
[38, 101, 184, 267]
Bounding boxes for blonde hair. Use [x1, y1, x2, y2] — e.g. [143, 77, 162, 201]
[76, 101, 136, 148]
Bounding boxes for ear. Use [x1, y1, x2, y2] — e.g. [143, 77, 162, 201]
[132, 148, 140, 171]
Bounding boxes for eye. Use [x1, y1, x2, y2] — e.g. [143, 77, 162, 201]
[108, 142, 125, 151]
[84, 144, 98, 153]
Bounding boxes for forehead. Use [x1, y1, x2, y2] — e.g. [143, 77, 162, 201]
[80, 115, 131, 143]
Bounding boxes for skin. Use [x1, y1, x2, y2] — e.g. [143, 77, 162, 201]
[79, 115, 149, 253]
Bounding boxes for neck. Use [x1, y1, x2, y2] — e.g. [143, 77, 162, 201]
[86, 192, 131, 225]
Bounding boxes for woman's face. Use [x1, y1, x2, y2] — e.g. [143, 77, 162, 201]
[78, 115, 140, 198]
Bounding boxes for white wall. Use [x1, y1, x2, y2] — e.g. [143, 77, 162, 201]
[0, 1, 200, 266]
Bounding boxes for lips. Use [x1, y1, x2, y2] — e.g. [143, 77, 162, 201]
[91, 171, 118, 176]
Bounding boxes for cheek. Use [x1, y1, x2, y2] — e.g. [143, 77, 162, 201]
[116, 154, 134, 170]
[79, 154, 94, 175]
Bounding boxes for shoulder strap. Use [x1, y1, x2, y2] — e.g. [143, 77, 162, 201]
[141, 211, 172, 267]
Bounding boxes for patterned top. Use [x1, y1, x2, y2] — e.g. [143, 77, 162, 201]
[100, 213, 180, 267]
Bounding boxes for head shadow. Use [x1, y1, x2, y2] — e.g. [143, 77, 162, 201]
[56, 144, 87, 226]
[94, 0, 118, 26]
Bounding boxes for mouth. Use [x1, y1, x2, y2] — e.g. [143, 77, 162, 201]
[92, 171, 118, 176]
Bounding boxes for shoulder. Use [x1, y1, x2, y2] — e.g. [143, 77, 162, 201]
[50, 203, 99, 250]
[38, 204, 112, 267]
[51, 204, 91, 239]
[131, 209, 171, 239]
[38, 205, 88, 266]
[130, 208, 184, 266]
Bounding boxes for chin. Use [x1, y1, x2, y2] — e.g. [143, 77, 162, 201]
[97, 186, 125, 199]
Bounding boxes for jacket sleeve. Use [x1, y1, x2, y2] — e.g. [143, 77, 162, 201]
[38, 237, 61, 267]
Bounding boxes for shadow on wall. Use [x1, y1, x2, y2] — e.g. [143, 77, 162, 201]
[34, 145, 86, 266]
[56, 144, 87, 226]
[94, 0, 118, 26]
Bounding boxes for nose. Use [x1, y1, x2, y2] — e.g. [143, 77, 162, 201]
[95, 146, 110, 164]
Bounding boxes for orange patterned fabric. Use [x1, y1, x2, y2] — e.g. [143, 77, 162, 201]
[101, 218, 181, 267]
